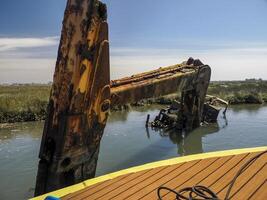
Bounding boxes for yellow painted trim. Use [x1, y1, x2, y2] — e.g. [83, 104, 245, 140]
[30, 146, 267, 200]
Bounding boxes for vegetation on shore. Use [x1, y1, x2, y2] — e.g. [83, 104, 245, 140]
[0, 84, 50, 123]
[0, 80, 266, 123]
[208, 80, 267, 104]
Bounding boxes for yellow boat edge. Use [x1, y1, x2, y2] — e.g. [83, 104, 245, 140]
[30, 146, 267, 200]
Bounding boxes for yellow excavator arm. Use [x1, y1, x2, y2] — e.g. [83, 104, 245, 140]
[34, 0, 211, 196]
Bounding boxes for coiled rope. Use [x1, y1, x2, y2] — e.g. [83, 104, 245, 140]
[157, 150, 267, 200]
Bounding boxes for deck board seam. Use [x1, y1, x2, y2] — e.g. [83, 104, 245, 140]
[195, 155, 235, 185]
[168, 154, 265, 200]
[248, 179, 267, 200]
[170, 154, 256, 200]
[118, 162, 187, 200]
[93, 165, 171, 200]
[144, 157, 219, 197]
[56, 151, 267, 200]
[168, 156, 235, 200]
[228, 163, 267, 199]
[83, 173, 130, 191]
[139, 156, 234, 199]
[97, 163, 189, 200]
[136, 159, 203, 199]
[67, 168, 152, 199]
[162, 157, 221, 198]
[68, 153, 254, 200]
[109, 164, 184, 200]
[216, 156, 266, 195]
[64, 174, 131, 199]
[84, 168, 155, 199]
[206, 153, 250, 189]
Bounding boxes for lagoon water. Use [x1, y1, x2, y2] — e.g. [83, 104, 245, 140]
[0, 105, 267, 199]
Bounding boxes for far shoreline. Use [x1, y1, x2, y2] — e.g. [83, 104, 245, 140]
[1, 79, 267, 124]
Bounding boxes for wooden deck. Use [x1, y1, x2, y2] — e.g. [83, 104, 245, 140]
[32, 147, 267, 200]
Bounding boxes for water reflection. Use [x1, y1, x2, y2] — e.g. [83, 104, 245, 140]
[0, 122, 42, 200]
[144, 108, 230, 156]
[108, 105, 163, 123]
[179, 124, 221, 156]
[108, 105, 230, 157]
[107, 110, 129, 123]
[149, 122, 220, 156]
[0, 104, 266, 200]
[99, 114, 229, 176]
[0, 121, 43, 141]
[230, 104, 264, 114]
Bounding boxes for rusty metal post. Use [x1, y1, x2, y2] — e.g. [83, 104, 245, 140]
[34, 0, 211, 195]
[34, 0, 110, 195]
[180, 65, 211, 132]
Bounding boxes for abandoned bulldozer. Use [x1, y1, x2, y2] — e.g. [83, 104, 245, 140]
[34, 0, 211, 196]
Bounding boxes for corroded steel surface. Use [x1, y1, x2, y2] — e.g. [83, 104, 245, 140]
[110, 63, 199, 106]
[34, 0, 211, 196]
[111, 62, 211, 131]
[35, 0, 110, 196]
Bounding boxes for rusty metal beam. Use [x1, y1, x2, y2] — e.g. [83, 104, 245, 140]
[34, 0, 110, 196]
[110, 62, 211, 132]
[34, 0, 211, 196]
[110, 63, 209, 106]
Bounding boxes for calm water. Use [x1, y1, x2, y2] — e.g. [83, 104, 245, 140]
[0, 104, 267, 199]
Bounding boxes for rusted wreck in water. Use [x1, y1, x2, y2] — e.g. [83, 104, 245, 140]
[34, 0, 214, 196]
[147, 94, 228, 131]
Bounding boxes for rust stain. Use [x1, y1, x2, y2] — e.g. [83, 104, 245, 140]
[34, 0, 211, 196]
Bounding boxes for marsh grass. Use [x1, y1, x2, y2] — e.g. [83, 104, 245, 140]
[0, 80, 266, 123]
[208, 80, 267, 104]
[0, 84, 51, 123]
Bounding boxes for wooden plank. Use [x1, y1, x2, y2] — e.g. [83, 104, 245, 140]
[61, 173, 131, 200]
[142, 153, 249, 200]
[69, 167, 165, 200]
[195, 152, 250, 194]
[218, 153, 267, 198]
[158, 157, 221, 200]
[136, 157, 218, 200]
[134, 156, 232, 200]
[165, 155, 234, 200]
[248, 180, 267, 200]
[233, 164, 267, 199]
[32, 147, 267, 200]
[62, 169, 150, 200]
[198, 153, 254, 196]
[97, 160, 200, 200]
[95, 164, 183, 200]
[59, 151, 267, 200]
[70, 160, 198, 200]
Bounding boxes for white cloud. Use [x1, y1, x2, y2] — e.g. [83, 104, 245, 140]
[0, 37, 59, 52]
[0, 39, 266, 83]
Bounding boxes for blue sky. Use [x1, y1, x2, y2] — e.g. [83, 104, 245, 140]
[0, 0, 267, 83]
